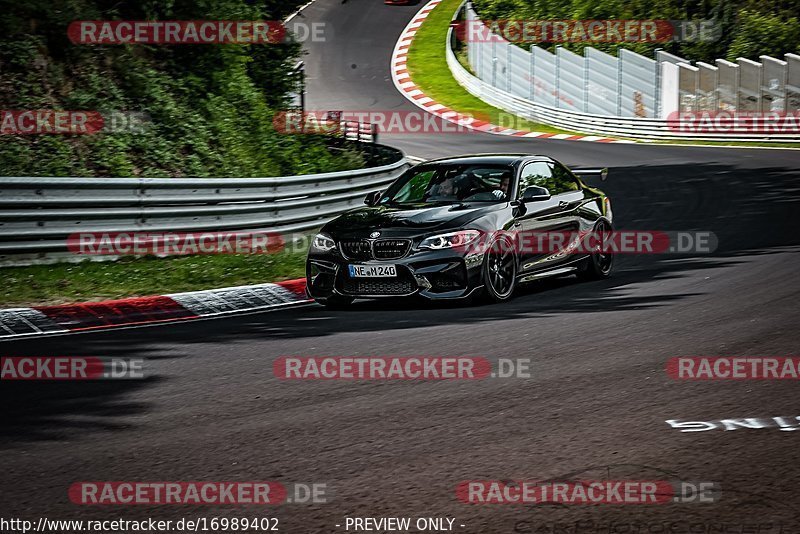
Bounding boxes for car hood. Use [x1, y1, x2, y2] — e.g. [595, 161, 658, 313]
[323, 203, 503, 236]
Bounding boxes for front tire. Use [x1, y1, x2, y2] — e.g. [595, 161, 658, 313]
[577, 220, 614, 280]
[481, 236, 517, 303]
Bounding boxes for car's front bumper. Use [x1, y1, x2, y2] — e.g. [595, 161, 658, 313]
[306, 247, 485, 301]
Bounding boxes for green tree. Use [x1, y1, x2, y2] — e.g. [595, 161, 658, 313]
[472, 0, 800, 62]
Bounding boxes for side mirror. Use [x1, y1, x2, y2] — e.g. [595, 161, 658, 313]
[364, 191, 382, 206]
[521, 186, 551, 202]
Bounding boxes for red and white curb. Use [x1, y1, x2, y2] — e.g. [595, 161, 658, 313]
[0, 279, 310, 339]
[390, 0, 632, 143]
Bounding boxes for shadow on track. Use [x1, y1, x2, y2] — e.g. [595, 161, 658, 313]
[0, 348, 182, 447]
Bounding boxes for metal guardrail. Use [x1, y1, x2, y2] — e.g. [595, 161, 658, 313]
[450, 4, 800, 142]
[0, 144, 411, 265]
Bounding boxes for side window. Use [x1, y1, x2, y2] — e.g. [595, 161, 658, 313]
[518, 162, 553, 198]
[394, 170, 435, 202]
[549, 163, 581, 195]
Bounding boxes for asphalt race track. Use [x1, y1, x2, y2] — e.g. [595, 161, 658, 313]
[2, 0, 800, 531]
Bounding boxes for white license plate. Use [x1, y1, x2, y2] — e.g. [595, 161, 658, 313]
[348, 264, 397, 277]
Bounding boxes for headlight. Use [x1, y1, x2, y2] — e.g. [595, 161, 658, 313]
[418, 230, 481, 250]
[311, 233, 336, 252]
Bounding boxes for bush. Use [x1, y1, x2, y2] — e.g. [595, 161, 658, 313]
[472, 0, 800, 62]
[727, 10, 800, 61]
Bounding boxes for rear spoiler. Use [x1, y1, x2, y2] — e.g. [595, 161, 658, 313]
[572, 168, 609, 181]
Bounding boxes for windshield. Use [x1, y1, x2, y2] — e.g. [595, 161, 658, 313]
[380, 164, 513, 205]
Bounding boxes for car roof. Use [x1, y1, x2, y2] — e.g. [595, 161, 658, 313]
[418, 154, 553, 166]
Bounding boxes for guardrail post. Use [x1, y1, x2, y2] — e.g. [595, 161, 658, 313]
[506, 40, 512, 93]
[697, 62, 719, 111]
[291, 61, 306, 115]
[137, 178, 146, 228]
[715, 59, 739, 112]
[473, 7, 481, 77]
[654, 48, 662, 118]
[555, 45, 561, 109]
[529, 45, 535, 102]
[759, 55, 788, 113]
[616, 50, 623, 116]
[737, 57, 762, 112]
[677, 63, 699, 112]
[583, 51, 589, 113]
[491, 40, 497, 87]
[659, 61, 680, 119]
[787, 53, 800, 112]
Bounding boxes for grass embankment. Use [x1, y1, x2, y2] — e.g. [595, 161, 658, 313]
[1, 249, 308, 307]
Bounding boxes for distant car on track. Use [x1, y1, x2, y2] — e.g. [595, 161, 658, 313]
[306, 154, 612, 307]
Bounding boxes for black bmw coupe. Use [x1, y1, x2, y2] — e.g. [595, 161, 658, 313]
[306, 154, 613, 307]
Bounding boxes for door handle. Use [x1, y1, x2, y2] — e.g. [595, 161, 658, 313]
[558, 201, 569, 209]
